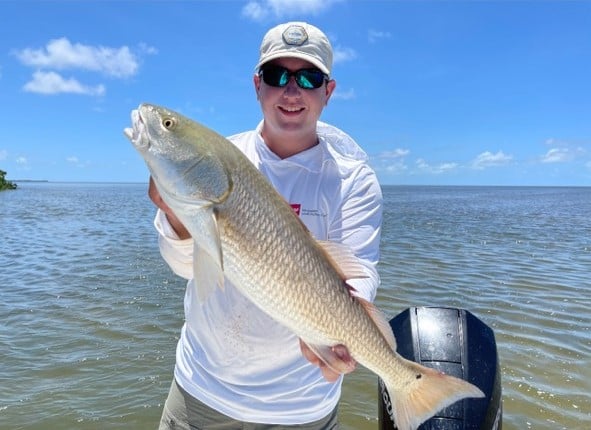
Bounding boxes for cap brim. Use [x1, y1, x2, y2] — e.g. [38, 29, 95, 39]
[256, 51, 330, 76]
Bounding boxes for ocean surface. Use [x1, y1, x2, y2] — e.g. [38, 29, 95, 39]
[1, 183, 590, 429]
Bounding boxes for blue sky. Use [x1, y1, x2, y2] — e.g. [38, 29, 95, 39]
[1, 0, 589, 186]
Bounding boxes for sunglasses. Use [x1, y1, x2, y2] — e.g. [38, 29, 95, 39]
[259, 65, 328, 90]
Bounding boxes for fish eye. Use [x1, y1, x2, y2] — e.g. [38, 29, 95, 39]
[162, 117, 177, 130]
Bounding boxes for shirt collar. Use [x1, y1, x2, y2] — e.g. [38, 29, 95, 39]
[255, 121, 325, 172]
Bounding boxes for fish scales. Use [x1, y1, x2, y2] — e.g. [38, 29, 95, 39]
[216, 156, 365, 347]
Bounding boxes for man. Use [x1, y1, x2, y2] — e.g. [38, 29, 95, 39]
[151, 21, 383, 429]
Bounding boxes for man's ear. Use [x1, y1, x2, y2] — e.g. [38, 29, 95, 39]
[325, 79, 336, 106]
[254, 74, 261, 100]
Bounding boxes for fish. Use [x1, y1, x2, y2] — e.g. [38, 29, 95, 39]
[124, 103, 484, 430]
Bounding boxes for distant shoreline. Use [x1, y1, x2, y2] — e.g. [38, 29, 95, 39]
[9, 180, 590, 188]
[12, 180, 149, 185]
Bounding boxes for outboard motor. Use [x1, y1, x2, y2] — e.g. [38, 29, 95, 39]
[378, 307, 502, 430]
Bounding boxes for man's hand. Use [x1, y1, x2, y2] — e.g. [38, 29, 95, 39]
[299, 339, 357, 382]
[148, 177, 191, 240]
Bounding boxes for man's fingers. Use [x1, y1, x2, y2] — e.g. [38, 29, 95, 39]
[148, 177, 170, 211]
[299, 340, 357, 382]
[300, 341, 321, 365]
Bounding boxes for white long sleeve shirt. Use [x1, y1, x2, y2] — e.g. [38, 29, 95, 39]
[154, 120, 383, 424]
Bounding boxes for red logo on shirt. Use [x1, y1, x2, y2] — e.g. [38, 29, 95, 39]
[290, 204, 301, 216]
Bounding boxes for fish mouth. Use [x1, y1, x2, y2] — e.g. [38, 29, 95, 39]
[123, 108, 148, 149]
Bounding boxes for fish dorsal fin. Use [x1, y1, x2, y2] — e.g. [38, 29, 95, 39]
[317, 241, 369, 281]
[357, 296, 397, 350]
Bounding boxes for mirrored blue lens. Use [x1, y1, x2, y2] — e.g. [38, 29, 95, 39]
[260, 66, 326, 89]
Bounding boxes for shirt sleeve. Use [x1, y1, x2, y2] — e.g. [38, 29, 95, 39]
[328, 164, 383, 303]
[153, 209, 194, 280]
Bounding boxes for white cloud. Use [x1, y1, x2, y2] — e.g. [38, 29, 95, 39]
[540, 147, 571, 163]
[541, 139, 586, 164]
[15, 156, 30, 172]
[0, 149, 7, 161]
[15, 37, 140, 78]
[242, 1, 267, 20]
[138, 43, 158, 56]
[333, 46, 357, 64]
[416, 158, 428, 170]
[23, 71, 105, 96]
[242, 0, 342, 20]
[368, 29, 392, 44]
[13, 38, 155, 97]
[66, 156, 89, 168]
[437, 162, 460, 172]
[380, 148, 410, 159]
[471, 150, 512, 170]
[416, 158, 459, 174]
[384, 159, 408, 174]
[331, 88, 355, 100]
[371, 148, 410, 174]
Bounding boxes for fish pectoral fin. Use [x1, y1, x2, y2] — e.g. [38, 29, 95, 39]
[304, 342, 356, 374]
[192, 210, 225, 303]
[317, 241, 369, 281]
[193, 243, 225, 303]
[196, 155, 233, 205]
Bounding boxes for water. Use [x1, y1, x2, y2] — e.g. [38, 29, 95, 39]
[1, 183, 590, 429]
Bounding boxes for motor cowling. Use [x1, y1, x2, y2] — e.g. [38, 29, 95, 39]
[378, 307, 502, 430]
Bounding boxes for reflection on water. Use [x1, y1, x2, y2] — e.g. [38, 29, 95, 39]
[1, 184, 590, 429]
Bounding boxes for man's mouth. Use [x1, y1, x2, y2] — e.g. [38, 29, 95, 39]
[279, 105, 305, 114]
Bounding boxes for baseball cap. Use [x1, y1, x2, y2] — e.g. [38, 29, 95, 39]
[255, 22, 333, 76]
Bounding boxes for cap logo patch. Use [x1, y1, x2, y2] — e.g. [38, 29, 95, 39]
[282, 25, 308, 46]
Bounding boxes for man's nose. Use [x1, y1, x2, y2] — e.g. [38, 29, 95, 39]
[283, 76, 301, 95]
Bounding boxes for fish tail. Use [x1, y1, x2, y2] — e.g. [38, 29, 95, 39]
[384, 357, 484, 430]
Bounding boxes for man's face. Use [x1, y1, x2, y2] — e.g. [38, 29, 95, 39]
[254, 57, 335, 138]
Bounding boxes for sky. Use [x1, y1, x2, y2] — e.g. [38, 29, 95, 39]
[0, 0, 590, 186]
